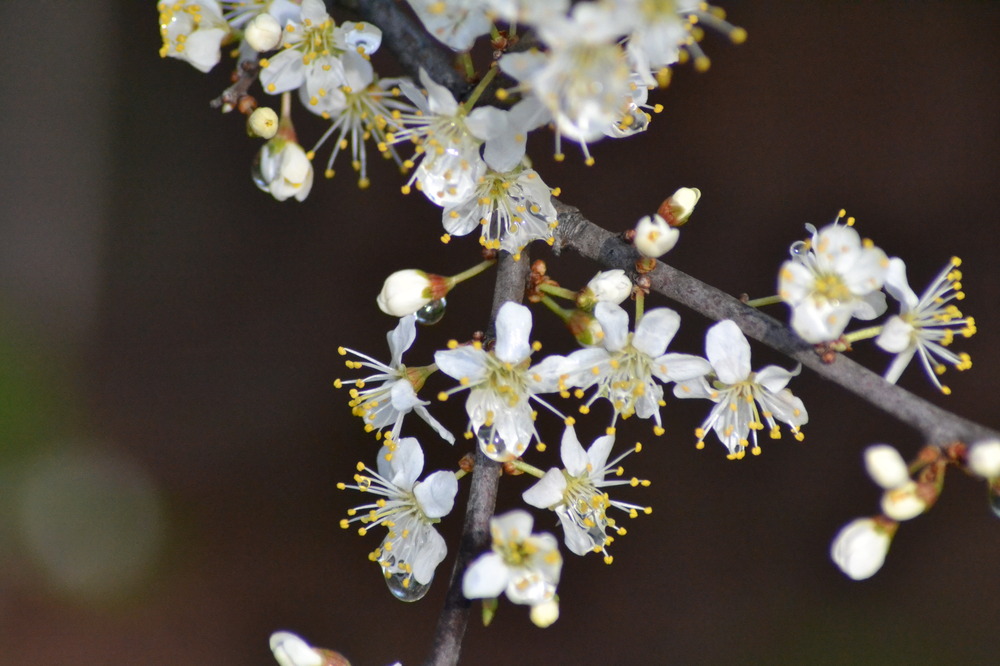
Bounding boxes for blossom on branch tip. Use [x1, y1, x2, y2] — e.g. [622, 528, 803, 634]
[462, 509, 562, 620]
[864, 444, 910, 490]
[338, 438, 458, 601]
[434, 302, 570, 461]
[336, 315, 454, 444]
[830, 516, 897, 581]
[248, 107, 279, 139]
[876, 257, 975, 394]
[377, 270, 446, 318]
[673, 320, 807, 459]
[565, 302, 710, 433]
[522, 426, 650, 563]
[778, 214, 889, 343]
[579, 269, 633, 309]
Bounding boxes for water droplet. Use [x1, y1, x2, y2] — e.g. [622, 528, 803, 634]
[989, 486, 1000, 520]
[790, 241, 808, 258]
[477, 425, 515, 460]
[383, 569, 432, 602]
[251, 148, 270, 192]
[415, 298, 446, 325]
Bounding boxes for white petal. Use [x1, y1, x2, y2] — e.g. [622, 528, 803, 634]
[883, 257, 918, 311]
[389, 378, 423, 412]
[559, 426, 589, 476]
[705, 320, 751, 385]
[409, 525, 447, 584]
[594, 302, 630, 352]
[632, 308, 680, 357]
[388, 437, 424, 490]
[413, 404, 456, 444]
[851, 290, 887, 321]
[586, 434, 615, 473]
[650, 353, 712, 383]
[414, 470, 458, 518]
[556, 506, 594, 556]
[270, 632, 322, 666]
[830, 517, 892, 581]
[494, 302, 533, 363]
[875, 316, 914, 354]
[755, 364, 800, 393]
[522, 468, 567, 509]
[387, 315, 417, 366]
[434, 347, 489, 383]
[419, 68, 458, 116]
[462, 553, 509, 599]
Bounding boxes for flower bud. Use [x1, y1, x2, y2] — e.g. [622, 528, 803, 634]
[633, 214, 679, 258]
[377, 269, 450, 317]
[270, 632, 323, 666]
[530, 598, 560, 628]
[656, 187, 701, 227]
[247, 107, 279, 139]
[565, 309, 605, 346]
[578, 269, 632, 309]
[864, 444, 910, 489]
[830, 517, 896, 581]
[880, 481, 926, 521]
[245, 13, 282, 52]
[968, 439, 1000, 479]
[254, 138, 314, 201]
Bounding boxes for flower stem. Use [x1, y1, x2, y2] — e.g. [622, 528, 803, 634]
[538, 293, 572, 322]
[745, 294, 784, 308]
[447, 259, 496, 287]
[844, 325, 883, 344]
[634, 287, 645, 323]
[462, 65, 498, 111]
[537, 282, 578, 301]
[509, 460, 546, 479]
[460, 52, 475, 80]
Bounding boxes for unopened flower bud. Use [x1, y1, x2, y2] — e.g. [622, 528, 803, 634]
[656, 187, 701, 227]
[880, 481, 926, 521]
[377, 269, 449, 317]
[270, 632, 323, 666]
[830, 517, 896, 581]
[254, 138, 314, 202]
[633, 214, 679, 258]
[245, 13, 282, 52]
[578, 269, 632, 309]
[968, 439, 1000, 479]
[248, 106, 279, 139]
[864, 444, 910, 489]
[566, 309, 604, 346]
[530, 598, 560, 628]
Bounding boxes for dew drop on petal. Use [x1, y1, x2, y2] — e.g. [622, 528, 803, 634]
[790, 241, 809, 258]
[383, 570, 432, 602]
[415, 298, 446, 325]
[476, 425, 514, 459]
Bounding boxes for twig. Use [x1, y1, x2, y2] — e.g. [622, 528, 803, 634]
[424, 251, 532, 666]
[552, 199, 999, 447]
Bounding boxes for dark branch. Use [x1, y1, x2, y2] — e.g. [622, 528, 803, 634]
[424, 250, 531, 666]
[553, 199, 999, 447]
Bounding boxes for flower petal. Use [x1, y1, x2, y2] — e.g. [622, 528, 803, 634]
[414, 470, 458, 518]
[522, 468, 567, 509]
[494, 302, 533, 363]
[632, 308, 680, 357]
[706, 320, 751, 385]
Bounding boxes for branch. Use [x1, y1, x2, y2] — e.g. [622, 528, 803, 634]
[334, 0, 472, 99]
[552, 199, 999, 448]
[424, 250, 532, 666]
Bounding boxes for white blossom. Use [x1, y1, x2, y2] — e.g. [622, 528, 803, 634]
[462, 509, 562, 611]
[336, 315, 454, 444]
[864, 444, 910, 490]
[158, 0, 230, 73]
[566, 303, 710, 434]
[441, 167, 558, 256]
[880, 481, 926, 521]
[522, 426, 650, 563]
[580, 269, 633, 307]
[830, 517, 896, 581]
[377, 269, 440, 317]
[778, 217, 889, 343]
[339, 438, 458, 595]
[674, 320, 807, 459]
[245, 12, 282, 51]
[968, 440, 1000, 479]
[876, 257, 975, 394]
[434, 302, 570, 461]
[633, 214, 679, 258]
[254, 137, 314, 201]
[247, 106, 279, 139]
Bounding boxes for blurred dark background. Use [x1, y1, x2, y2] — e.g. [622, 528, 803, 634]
[1, 1, 998, 664]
